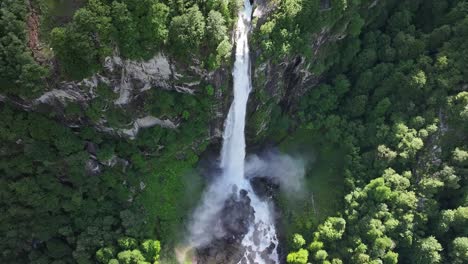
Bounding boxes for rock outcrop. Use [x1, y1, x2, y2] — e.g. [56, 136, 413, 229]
[44, 53, 203, 107]
[2, 52, 230, 139]
[196, 188, 255, 264]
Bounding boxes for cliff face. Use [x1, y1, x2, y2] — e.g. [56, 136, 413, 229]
[250, 26, 346, 108]
[246, 2, 347, 140]
[2, 52, 230, 140]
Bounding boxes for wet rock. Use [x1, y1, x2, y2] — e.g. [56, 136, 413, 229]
[196, 188, 255, 264]
[221, 189, 255, 242]
[120, 115, 178, 139]
[250, 177, 279, 199]
[85, 159, 101, 175]
[85, 142, 97, 156]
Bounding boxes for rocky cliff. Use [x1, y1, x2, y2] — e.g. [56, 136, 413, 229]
[1, 51, 231, 141]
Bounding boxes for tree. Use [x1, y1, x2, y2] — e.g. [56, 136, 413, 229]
[282, 0, 302, 17]
[377, 145, 397, 161]
[420, 178, 444, 197]
[96, 247, 115, 263]
[292, 234, 306, 249]
[348, 95, 368, 117]
[394, 123, 424, 160]
[438, 209, 455, 233]
[453, 148, 468, 165]
[117, 250, 146, 264]
[317, 217, 346, 242]
[434, 166, 460, 189]
[149, 2, 170, 46]
[0, 0, 47, 96]
[46, 239, 72, 259]
[216, 38, 232, 63]
[373, 236, 393, 256]
[333, 74, 351, 95]
[50, 24, 99, 79]
[73, 0, 112, 59]
[382, 251, 398, 264]
[286, 248, 309, 264]
[331, 259, 343, 264]
[450, 237, 468, 264]
[118, 237, 138, 250]
[410, 70, 427, 89]
[110, 1, 138, 58]
[137, 1, 170, 58]
[412, 237, 443, 264]
[348, 15, 365, 37]
[315, 249, 328, 261]
[141, 239, 161, 262]
[169, 5, 205, 56]
[206, 10, 228, 47]
[453, 207, 468, 234]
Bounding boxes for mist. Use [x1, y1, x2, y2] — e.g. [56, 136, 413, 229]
[186, 150, 308, 249]
[245, 150, 308, 197]
[187, 172, 233, 247]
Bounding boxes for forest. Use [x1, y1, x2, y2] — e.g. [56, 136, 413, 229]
[0, 0, 467, 263]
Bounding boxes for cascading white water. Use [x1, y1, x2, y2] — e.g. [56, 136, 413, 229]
[188, 1, 278, 263]
[227, 1, 278, 263]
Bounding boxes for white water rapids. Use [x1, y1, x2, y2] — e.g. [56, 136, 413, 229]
[188, 0, 279, 263]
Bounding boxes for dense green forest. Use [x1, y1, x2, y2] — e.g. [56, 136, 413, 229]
[1, 0, 467, 263]
[271, 1, 468, 263]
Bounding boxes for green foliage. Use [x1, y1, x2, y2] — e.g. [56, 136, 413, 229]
[292, 234, 306, 249]
[96, 247, 116, 264]
[317, 217, 346, 242]
[46, 239, 72, 259]
[453, 147, 468, 165]
[284, 2, 468, 263]
[309, 240, 324, 252]
[214, 38, 233, 68]
[0, 78, 212, 261]
[205, 85, 215, 96]
[315, 249, 328, 261]
[169, 5, 205, 57]
[117, 249, 146, 264]
[47, 0, 238, 78]
[0, 106, 136, 263]
[286, 248, 309, 264]
[97, 237, 160, 264]
[450, 237, 468, 264]
[141, 239, 161, 262]
[206, 10, 228, 47]
[412, 237, 443, 264]
[0, 0, 48, 97]
[118, 237, 138, 250]
[49, 0, 171, 77]
[382, 251, 398, 264]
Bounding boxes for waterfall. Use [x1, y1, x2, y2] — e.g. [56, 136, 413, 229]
[227, 1, 278, 262]
[188, 1, 278, 263]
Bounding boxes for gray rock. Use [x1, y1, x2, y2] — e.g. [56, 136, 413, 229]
[195, 188, 255, 264]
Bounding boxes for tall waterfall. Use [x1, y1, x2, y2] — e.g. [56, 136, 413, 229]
[227, 1, 278, 262]
[188, 1, 278, 263]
